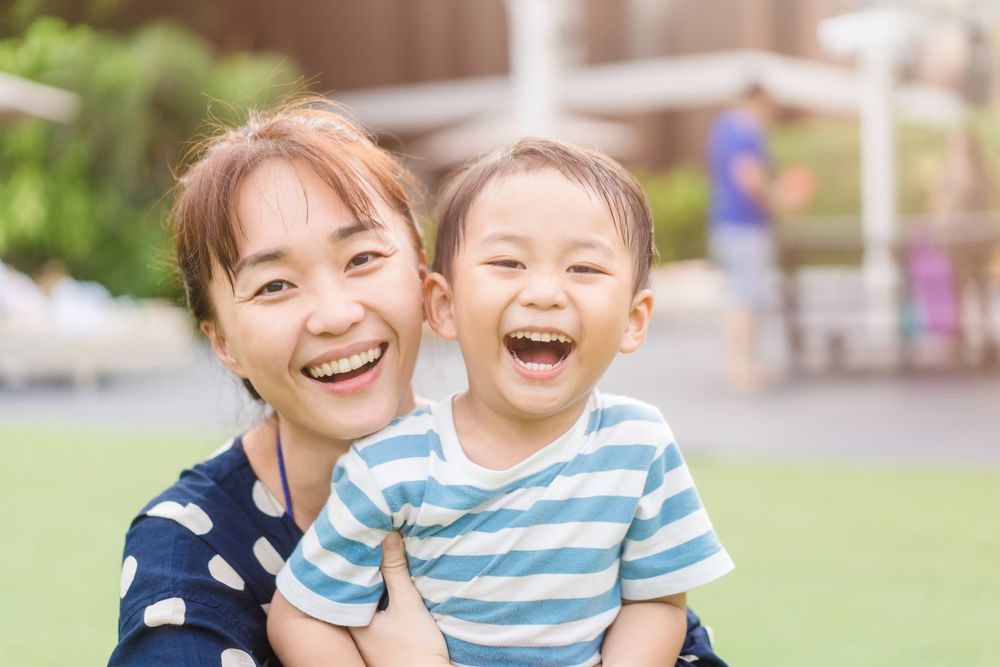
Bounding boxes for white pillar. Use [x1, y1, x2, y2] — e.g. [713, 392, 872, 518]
[505, 0, 565, 137]
[819, 8, 921, 353]
[858, 39, 901, 345]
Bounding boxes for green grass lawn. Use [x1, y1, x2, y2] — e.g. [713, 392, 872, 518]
[3, 422, 998, 665]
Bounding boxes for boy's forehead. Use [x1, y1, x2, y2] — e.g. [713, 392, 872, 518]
[466, 168, 624, 245]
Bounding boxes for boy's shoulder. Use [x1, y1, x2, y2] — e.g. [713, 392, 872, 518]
[586, 391, 675, 443]
[350, 402, 443, 465]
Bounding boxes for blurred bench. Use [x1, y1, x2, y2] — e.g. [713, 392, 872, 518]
[777, 217, 1000, 373]
[0, 300, 197, 390]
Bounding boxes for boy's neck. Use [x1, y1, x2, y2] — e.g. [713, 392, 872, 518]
[450, 390, 591, 470]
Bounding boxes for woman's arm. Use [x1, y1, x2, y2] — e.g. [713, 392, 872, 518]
[267, 591, 366, 667]
[349, 533, 452, 667]
[111, 515, 270, 666]
[600, 594, 687, 667]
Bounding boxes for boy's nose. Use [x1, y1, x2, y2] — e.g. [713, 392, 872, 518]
[518, 273, 568, 309]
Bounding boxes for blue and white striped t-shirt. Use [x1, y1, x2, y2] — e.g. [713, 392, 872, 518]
[276, 391, 733, 667]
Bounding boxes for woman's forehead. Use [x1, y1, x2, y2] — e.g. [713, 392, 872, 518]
[233, 159, 390, 244]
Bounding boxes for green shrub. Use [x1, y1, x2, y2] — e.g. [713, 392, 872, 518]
[635, 164, 710, 263]
[0, 17, 302, 299]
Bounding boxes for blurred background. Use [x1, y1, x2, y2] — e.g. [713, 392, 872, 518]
[1, 0, 998, 664]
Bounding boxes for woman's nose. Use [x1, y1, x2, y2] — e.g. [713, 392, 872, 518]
[304, 287, 365, 336]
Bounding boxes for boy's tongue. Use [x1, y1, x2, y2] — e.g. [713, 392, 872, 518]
[519, 346, 562, 365]
[508, 337, 566, 365]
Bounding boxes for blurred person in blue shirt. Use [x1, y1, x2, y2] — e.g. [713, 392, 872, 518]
[707, 83, 811, 390]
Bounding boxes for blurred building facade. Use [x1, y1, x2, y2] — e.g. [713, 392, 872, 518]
[102, 0, 992, 170]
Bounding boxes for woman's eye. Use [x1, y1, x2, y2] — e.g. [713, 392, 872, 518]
[348, 252, 382, 269]
[255, 280, 291, 296]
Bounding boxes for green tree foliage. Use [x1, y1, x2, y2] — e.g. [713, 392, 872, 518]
[0, 17, 301, 298]
[769, 118, 952, 224]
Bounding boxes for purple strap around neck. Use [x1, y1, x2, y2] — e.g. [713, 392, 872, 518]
[276, 429, 295, 522]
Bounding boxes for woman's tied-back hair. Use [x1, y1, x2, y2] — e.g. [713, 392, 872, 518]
[432, 138, 655, 295]
[170, 97, 422, 399]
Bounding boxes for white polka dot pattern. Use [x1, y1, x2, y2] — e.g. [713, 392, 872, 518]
[143, 597, 186, 627]
[208, 554, 245, 591]
[220, 648, 255, 666]
[146, 501, 213, 535]
[252, 537, 284, 575]
[120, 556, 138, 598]
[252, 481, 284, 518]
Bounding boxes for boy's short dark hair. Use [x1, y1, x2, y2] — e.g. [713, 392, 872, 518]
[432, 138, 654, 294]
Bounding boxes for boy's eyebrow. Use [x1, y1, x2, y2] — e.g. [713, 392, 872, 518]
[480, 231, 614, 254]
[480, 231, 527, 246]
[233, 223, 372, 277]
[567, 237, 615, 254]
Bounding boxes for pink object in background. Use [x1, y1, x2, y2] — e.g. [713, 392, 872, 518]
[906, 227, 959, 336]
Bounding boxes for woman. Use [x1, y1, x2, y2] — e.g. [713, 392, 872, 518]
[110, 99, 727, 666]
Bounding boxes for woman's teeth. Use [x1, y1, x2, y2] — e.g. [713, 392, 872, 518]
[307, 345, 382, 379]
[508, 330, 573, 343]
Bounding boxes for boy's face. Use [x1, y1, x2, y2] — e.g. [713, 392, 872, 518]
[425, 168, 653, 426]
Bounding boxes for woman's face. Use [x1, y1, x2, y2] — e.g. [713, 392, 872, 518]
[203, 159, 425, 444]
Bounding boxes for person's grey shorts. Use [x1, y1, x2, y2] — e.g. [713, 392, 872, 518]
[709, 223, 776, 309]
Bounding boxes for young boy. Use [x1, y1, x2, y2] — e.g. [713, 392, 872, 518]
[270, 139, 733, 666]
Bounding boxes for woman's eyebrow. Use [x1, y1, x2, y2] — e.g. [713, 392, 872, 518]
[233, 223, 378, 278]
[234, 249, 286, 278]
[328, 222, 370, 244]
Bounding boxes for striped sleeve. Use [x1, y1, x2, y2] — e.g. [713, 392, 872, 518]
[275, 447, 393, 626]
[619, 426, 733, 600]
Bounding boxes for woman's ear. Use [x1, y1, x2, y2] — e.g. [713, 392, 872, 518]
[200, 320, 247, 378]
[619, 288, 654, 354]
[423, 272, 458, 340]
[417, 249, 429, 282]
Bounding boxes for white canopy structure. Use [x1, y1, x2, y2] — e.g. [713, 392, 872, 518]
[0, 71, 79, 123]
[334, 49, 964, 166]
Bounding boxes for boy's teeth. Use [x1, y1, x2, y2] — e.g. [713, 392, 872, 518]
[307, 345, 382, 378]
[509, 330, 572, 343]
[514, 357, 556, 372]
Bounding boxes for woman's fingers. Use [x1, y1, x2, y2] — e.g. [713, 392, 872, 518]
[351, 533, 452, 667]
[379, 532, 420, 605]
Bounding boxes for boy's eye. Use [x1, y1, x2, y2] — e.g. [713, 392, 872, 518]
[490, 259, 524, 269]
[567, 264, 603, 274]
[255, 279, 291, 296]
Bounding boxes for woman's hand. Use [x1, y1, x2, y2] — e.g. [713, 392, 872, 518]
[349, 533, 452, 667]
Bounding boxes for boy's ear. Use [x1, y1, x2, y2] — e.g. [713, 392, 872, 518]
[423, 272, 458, 340]
[619, 288, 654, 354]
[200, 320, 247, 378]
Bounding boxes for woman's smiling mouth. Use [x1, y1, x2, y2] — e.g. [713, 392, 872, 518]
[304, 343, 387, 383]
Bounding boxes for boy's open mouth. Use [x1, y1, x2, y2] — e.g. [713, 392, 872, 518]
[304, 343, 387, 383]
[504, 330, 575, 372]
